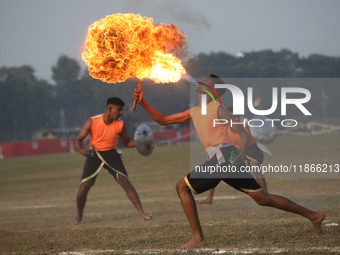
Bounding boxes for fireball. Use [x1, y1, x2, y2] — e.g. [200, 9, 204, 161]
[82, 13, 187, 83]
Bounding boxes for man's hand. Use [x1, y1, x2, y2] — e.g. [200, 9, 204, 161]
[232, 152, 246, 167]
[133, 88, 145, 105]
[79, 147, 89, 157]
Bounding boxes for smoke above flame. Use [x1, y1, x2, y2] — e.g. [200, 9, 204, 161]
[82, 13, 187, 83]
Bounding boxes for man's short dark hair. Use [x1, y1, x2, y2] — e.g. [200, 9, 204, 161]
[107, 97, 125, 107]
[209, 74, 226, 97]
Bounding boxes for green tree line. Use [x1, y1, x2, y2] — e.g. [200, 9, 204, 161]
[0, 49, 339, 143]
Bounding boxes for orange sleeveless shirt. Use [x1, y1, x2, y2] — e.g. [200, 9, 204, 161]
[190, 102, 230, 149]
[227, 122, 256, 150]
[90, 114, 124, 151]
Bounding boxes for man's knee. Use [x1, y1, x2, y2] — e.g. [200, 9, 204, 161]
[249, 192, 271, 206]
[79, 179, 94, 192]
[117, 175, 130, 187]
[176, 179, 189, 194]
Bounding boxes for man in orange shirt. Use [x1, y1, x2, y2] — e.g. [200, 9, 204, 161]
[198, 106, 268, 205]
[74, 97, 152, 224]
[134, 74, 324, 249]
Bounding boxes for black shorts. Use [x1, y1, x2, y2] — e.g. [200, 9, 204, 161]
[185, 146, 262, 195]
[246, 143, 264, 164]
[80, 149, 128, 183]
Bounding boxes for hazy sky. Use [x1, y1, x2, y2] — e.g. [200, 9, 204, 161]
[1, 0, 339, 82]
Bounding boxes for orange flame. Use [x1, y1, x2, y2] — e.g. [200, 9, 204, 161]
[82, 13, 187, 83]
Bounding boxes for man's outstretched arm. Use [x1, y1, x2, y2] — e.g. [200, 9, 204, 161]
[133, 89, 191, 126]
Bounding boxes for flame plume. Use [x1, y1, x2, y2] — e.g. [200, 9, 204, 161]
[82, 13, 187, 83]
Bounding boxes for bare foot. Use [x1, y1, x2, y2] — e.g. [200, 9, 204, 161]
[72, 214, 83, 225]
[197, 199, 213, 205]
[311, 212, 325, 234]
[177, 238, 207, 249]
[141, 214, 153, 221]
[73, 220, 81, 225]
[73, 215, 82, 225]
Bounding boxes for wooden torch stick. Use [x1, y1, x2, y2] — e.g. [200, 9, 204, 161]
[132, 79, 143, 110]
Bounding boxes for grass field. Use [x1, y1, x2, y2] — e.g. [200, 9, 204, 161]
[0, 133, 340, 255]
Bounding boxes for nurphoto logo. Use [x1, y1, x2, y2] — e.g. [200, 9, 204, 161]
[201, 83, 312, 128]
